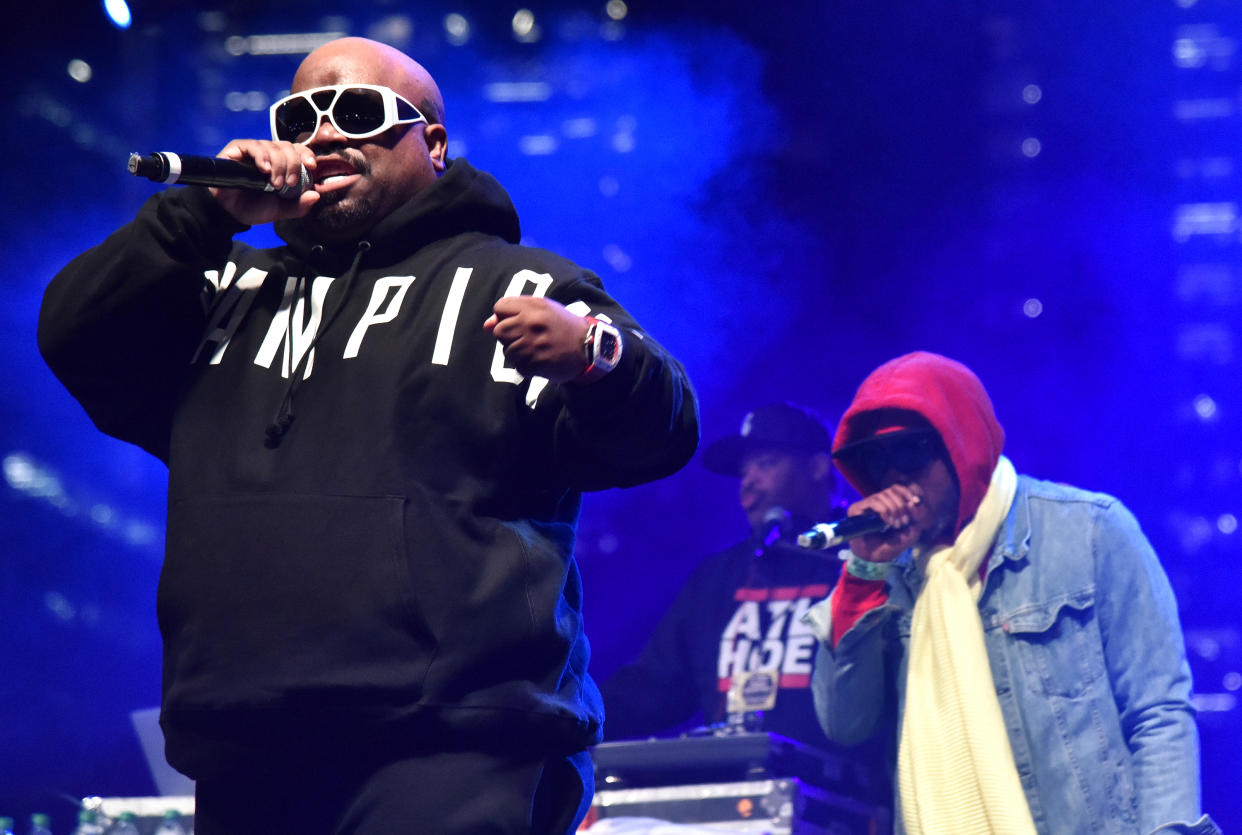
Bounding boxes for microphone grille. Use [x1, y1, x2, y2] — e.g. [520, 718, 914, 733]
[279, 164, 312, 198]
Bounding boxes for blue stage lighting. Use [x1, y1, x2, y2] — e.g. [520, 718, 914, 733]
[103, 0, 131, 30]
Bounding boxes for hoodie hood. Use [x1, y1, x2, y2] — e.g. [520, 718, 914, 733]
[256, 158, 523, 446]
[275, 157, 522, 268]
[832, 351, 1004, 534]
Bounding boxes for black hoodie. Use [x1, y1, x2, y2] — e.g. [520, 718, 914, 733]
[38, 158, 699, 779]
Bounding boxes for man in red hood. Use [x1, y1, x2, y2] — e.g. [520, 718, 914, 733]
[804, 352, 1217, 835]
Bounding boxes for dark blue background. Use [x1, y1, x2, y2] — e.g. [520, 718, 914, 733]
[3, 0, 1238, 830]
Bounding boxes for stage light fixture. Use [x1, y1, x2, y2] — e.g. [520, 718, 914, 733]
[102, 0, 131, 30]
[445, 13, 470, 45]
[512, 8, 541, 43]
[67, 59, 92, 83]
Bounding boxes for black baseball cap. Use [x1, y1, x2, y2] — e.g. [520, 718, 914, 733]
[702, 402, 833, 477]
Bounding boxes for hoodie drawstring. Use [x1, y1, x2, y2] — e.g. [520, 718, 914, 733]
[264, 240, 371, 448]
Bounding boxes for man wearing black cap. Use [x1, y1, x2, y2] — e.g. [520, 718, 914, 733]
[599, 402, 849, 747]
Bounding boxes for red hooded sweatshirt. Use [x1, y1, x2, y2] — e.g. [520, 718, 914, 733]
[828, 351, 1005, 645]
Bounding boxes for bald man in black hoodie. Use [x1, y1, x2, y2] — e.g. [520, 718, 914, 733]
[40, 36, 698, 835]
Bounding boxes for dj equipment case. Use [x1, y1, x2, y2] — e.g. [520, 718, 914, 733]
[587, 732, 890, 834]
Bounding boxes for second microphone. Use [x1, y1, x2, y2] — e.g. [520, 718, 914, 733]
[797, 510, 891, 550]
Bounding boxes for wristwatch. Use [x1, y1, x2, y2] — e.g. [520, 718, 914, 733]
[576, 317, 623, 383]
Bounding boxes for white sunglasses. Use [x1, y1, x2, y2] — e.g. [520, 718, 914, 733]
[269, 83, 427, 144]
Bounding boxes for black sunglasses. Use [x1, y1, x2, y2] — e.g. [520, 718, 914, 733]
[834, 430, 945, 487]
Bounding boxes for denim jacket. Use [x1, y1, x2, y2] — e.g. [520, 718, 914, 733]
[805, 475, 1219, 835]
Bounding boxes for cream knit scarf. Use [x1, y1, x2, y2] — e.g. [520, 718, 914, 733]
[897, 455, 1036, 835]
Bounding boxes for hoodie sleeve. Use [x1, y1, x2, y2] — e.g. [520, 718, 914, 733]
[37, 187, 247, 461]
[546, 275, 700, 491]
[829, 570, 891, 646]
[806, 586, 897, 748]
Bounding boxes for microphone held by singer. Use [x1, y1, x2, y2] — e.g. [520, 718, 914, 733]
[127, 151, 309, 198]
[797, 511, 891, 549]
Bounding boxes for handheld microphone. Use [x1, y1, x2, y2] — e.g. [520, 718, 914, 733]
[756, 506, 791, 551]
[797, 510, 890, 550]
[127, 152, 310, 198]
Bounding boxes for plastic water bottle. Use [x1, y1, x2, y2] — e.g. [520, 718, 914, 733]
[108, 812, 140, 835]
[153, 810, 187, 835]
[72, 809, 106, 835]
[0, 817, 15, 835]
[26, 815, 53, 835]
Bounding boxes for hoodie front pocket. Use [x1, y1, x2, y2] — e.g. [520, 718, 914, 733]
[158, 493, 434, 710]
